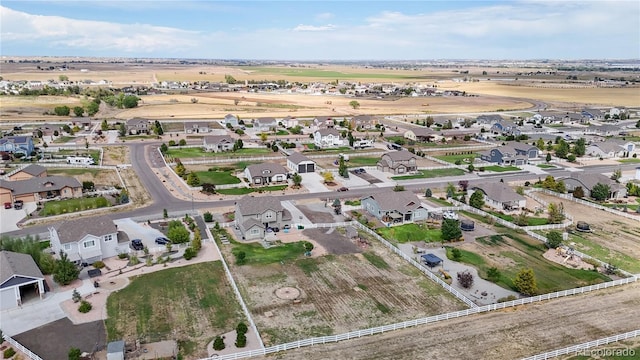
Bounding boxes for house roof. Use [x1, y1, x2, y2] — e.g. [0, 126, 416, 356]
[565, 173, 620, 191]
[245, 162, 288, 179]
[184, 121, 209, 128]
[499, 142, 537, 154]
[316, 128, 340, 137]
[256, 117, 276, 124]
[0, 136, 31, 144]
[18, 164, 47, 177]
[203, 135, 233, 145]
[287, 152, 313, 165]
[54, 215, 117, 244]
[382, 150, 416, 162]
[126, 118, 149, 126]
[473, 183, 525, 203]
[0, 250, 45, 285]
[588, 141, 624, 154]
[408, 127, 435, 137]
[236, 195, 284, 216]
[0, 176, 81, 196]
[363, 190, 423, 212]
[224, 114, 237, 120]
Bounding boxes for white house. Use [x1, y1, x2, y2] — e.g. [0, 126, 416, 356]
[313, 128, 344, 148]
[287, 152, 316, 173]
[49, 215, 121, 264]
[586, 140, 635, 159]
[203, 135, 234, 152]
[244, 163, 289, 185]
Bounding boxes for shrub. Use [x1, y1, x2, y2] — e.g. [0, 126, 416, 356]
[68, 347, 81, 360]
[183, 247, 197, 260]
[3, 348, 16, 359]
[235, 251, 247, 265]
[457, 271, 474, 288]
[497, 295, 517, 303]
[213, 336, 225, 351]
[72, 289, 82, 303]
[92, 260, 105, 269]
[235, 332, 247, 348]
[118, 253, 129, 259]
[78, 300, 92, 313]
[236, 322, 248, 335]
[203, 211, 213, 222]
[451, 248, 462, 261]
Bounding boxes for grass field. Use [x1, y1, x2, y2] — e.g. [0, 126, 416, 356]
[391, 168, 466, 180]
[41, 196, 110, 216]
[536, 164, 556, 168]
[561, 232, 640, 273]
[194, 170, 241, 185]
[482, 165, 521, 172]
[217, 184, 287, 195]
[215, 229, 308, 265]
[376, 223, 443, 244]
[346, 157, 380, 166]
[488, 211, 549, 226]
[52, 136, 75, 144]
[165, 147, 272, 159]
[433, 154, 477, 164]
[618, 158, 640, 163]
[105, 262, 243, 355]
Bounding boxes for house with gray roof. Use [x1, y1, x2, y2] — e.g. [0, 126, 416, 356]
[235, 195, 292, 240]
[563, 173, 626, 199]
[586, 139, 635, 158]
[223, 114, 239, 127]
[313, 128, 343, 148]
[350, 115, 376, 129]
[476, 114, 504, 125]
[377, 150, 417, 174]
[7, 164, 47, 181]
[313, 116, 335, 130]
[184, 121, 211, 134]
[0, 136, 34, 157]
[203, 135, 234, 152]
[362, 190, 427, 224]
[244, 163, 289, 186]
[49, 215, 121, 264]
[0, 250, 45, 310]
[404, 127, 435, 142]
[490, 120, 520, 136]
[469, 183, 526, 211]
[0, 176, 82, 204]
[254, 117, 277, 131]
[287, 152, 315, 173]
[479, 142, 538, 166]
[125, 118, 151, 135]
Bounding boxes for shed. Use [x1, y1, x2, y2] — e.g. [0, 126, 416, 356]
[287, 152, 316, 173]
[106, 340, 125, 360]
[460, 220, 475, 231]
[0, 251, 46, 310]
[421, 253, 443, 268]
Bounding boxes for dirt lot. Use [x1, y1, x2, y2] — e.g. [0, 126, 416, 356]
[102, 146, 129, 166]
[268, 280, 640, 360]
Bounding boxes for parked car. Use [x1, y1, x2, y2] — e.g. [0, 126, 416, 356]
[270, 227, 280, 233]
[337, 187, 349, 192]
[155, 237, 171, 245]
[130, 239, 144, 251]
[283, 224, 291, 230]
[13, 200, 23, 210]
[4, 202, 12, 209]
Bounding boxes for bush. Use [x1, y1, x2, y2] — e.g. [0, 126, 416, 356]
[92, 260, 105, 269]
[203, 211, 213, 222]
[3, 348, 16, 359]
[497, 295, 517, 303]
[235, 332, 247, 348]
[118, 253, 129, 259]
[235, 251, 247, 265]
[457, 271, 474, 288]
[213, 336, 225, 351]
[183, 247, 196, 260]
[78, 300, 92, 313]
[236, 322, 248, 335]
[68, 347, 81, 360]
[72, 289, 82, 303]
[451, 248, 462, 261]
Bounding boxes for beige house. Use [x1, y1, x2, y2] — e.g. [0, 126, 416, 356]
[377, 151, 417, 174]
[235, 196, 292, 240]
[0, 176, 82, 204]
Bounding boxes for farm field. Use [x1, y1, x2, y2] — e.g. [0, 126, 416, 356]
[272, 280, 640, 360]
[218, 228, 467, 345]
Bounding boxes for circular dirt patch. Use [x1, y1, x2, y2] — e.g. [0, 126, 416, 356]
[275, 287, 301, 300]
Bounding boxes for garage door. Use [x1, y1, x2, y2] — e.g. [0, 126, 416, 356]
[298, 164, 307, 173]
[305, 163, 315, 173]
[0, 191, 11, 204]
[0, 288, 18, 310]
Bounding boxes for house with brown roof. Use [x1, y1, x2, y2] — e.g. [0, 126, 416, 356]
[361, 190, 428, 224]
[49, 215, 122, 264]
[7, 164, 47, 181]
[0, 251, 45, 310]
[404, 127, 435, 142]
[377, 151, 417, 174]
[203, 135, 234, 152]
[234, 196, 292, 240]
[469, 183, 526, 211]
[0, 176, 82, 204]
[244, 163, 289, 186]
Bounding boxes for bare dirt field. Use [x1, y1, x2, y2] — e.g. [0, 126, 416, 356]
[47, 168, 121, 188]
[268, 280, 640, 360]
[223, 229, 467, 346]
[101, 145, 129, 166]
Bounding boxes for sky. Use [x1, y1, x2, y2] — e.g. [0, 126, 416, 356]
[1, 1, 639, 60]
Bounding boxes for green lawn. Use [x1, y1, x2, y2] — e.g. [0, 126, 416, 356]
[216, 184, 287, 195]
[425, 197, 453, 206]
[391, 168, 466, 180]
[194, 170, 241, 185]
[166, 147, 272, 159]
[344, 200, 361, 206]
[275, 130, 290, 135]
[55, 149, 101, 164]
[41, 196, 110, 216]
[347, 157, 380, 166]
[536, 164, 556, 169]
[304, 143, 316, 150]
[52, 136, 75, 144]
[214, 229, 307, 265]
[376, 223, 443, 243]
[482, 165, 521, 172]
[105, 262, 243, 349]
[488, 211, 549, 226]
[562, 233, 640, 273]
[618, 158, 640, 163]
[434, 154, 476, 164]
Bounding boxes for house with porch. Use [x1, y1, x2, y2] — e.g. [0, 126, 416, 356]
[0, 251, 45, 310]
[586, 140, 634, 158]
[184, 122, 211, 134]
[0, 176, 82, 204]
[235, 196, 291, 240]
[361, 190, 428, 224]
[126, 118, 150, 135]
[49, 215, 122, 265]
[469, 183, 526, 211]
[0, 136, 34, 157]
[404, 127, 435, 142]
[254, 117, 277, 132]
[563, 173, 626, 199]
[244, 163, 289, 186]
[377, 150, 417, 174]
[313, 128, 344, 148]
[287, 152, 316, 173]
[479, 142, 538, 165]
[203, 135, 234, 152]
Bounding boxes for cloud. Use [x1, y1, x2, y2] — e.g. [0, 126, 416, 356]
[293, 24, 336, 32]
[315, 12, 334, 21]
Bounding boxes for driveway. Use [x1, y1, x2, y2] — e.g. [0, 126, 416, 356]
[0, 201, 37, 233]
[282, 200, 312, 225]
[300, 172, 329, 193]
[114, 218, 167, 253]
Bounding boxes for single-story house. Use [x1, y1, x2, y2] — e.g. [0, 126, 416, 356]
[7, 164, 47, 181]
[582, 108, 604, 120]
[49, 215, 122, 264]
[479, 142, 538, 165]
[563, 173, 627, 199]
[404, 127, 435, 142]
[377, 150, 417, 174]
[184, 122, 210, 134]
[475, 114, 504, 125]
[203, 135, 234, 152]
[362, 190, 428, 224]
[244, 163, 289, 186]
[313, 129, 344, 148]
[469, 183, 526, 211]
[0, 176, 82, 204]
[126, 118, 150, 135]
[223, 114, 239, 127]
[586, 140, 635, 158]
[287, 152, 316, 173]
[235, 195, 291, 240]
[0, 136, 35, 157]
[0, 250, 45, 310]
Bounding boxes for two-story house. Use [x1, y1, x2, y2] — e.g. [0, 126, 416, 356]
[49, 216, 121, 264]
[313, 129, 344, 148]
[475, 114, 504, 126]
[203, 135, 234, 152]
[361, 190, 428, 224]
[377, 151, 417, 174]
[350, 115, 376, 130]
[490, 120, 520, 136]
[281, 116, 300, 129]
[254, 117, 277, 132]
[0, 136, 35, 157]
[126, 118, 150, 135]
[235, 196, 292, 240]
[313, 116, 334, 130]
[479, 142, 538, 165]
[244, 163, 289, 185]
[223, 114, 239, 127]
[469, 183, 526, 211]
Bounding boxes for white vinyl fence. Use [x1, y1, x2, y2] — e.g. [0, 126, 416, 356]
[521, 329, 640, 360]
[2, 334, 43, 360]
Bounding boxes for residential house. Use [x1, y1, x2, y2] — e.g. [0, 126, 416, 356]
[404, 127, 435, 142]
[582, 108, 604, 120]
[223, 114, 239, 127]
[313, 129, 344, 148]
[490, 120, 520, 136]
[586, 139, 635, 158]
[0, 176, 82, 204]
[126, 118, 150, 135]
[377, 151, 417, 174]
[203, 135, 234, 152]
[361, 190, 428, 224]
[313, 116, 334, 130]
[33, 124, 64, 138]
[469, 183, 526, 211]
[7, 164, 47, 181]
[563, 173, 627, 199]
[235, 195, 291, 240]
[350, 115, 376, 130]
[586, 125, 621, 137]
[244, 163, 289, 186]
[562, 112, 586, 124]
[287, 152, 316, 173]
[475, 114, 504, 125]
[281, 116, 299, 128]
[49, 215, 122, 264]
[0, 251, 45, 310]
[184, 122, 210, 134]
[254, 117, 277, 132]
[0, 136, 35, 157]
[479, 142, 538, 165]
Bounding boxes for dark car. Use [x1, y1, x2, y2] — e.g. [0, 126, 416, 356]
[155, 237, 171, 245]
[337, 187, 349, 192]
[4, 202, 12, 209]
[13, 200, 23, 210]
[130, 239, 144, 251]
[270, 227, 280, 233]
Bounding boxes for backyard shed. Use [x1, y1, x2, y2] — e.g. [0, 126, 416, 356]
[421, 253, 443, 268]
[106, 340, 125, 360]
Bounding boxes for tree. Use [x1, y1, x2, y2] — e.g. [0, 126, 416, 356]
[338, 156, 348, 178]
[591, 182, 611, 201]
[186, 172, 200, 186]
[322, 171, 334, 184]
[457, 271, 474, 288]
[224, 74, 237, 84]
[567, 154, 576, 162]
[203, 211, 213, 222]
[555, 180, 566, 193]
[72, 289, 82, 303]
[467, 164, 475, 173]
[546, 231, 563, 249]
[153, 120, 164, 135]
[73, 106, 84, 117]
[101, 119, 109, 131]
[160, 143, 168, 154]
[163, 208, 168, 219]
[514, 212, 529, 226]
[236, 322, 248, 335]
[572, 138, 586, 157]
[469, 190, 485, 209]
[486, 267, 501, 282]
[536, 138, 545, 150]
[167, 221, 190, 243]
[547, 202, 565, 224]
[292, 173, 302, 187]
[303, 241, 314, 253]
[611, 168, 622, 182]
[513, 268, 538, 296]
[347, 131, 355, 147]
[441, 219, 462, 241]
[54, 105, 71, 116]
[545, 153, 552, 163]
[233, 139, 244, 151]
[179, 139, 187, 146]
[555, 139, 570, 159]
[349, 100, 360, 109]
[54, 251, 80, 285]
[122, 95, 139, 108]
[118, 123, 127, 137]
[451, 247, 462, 261]
[425, 116, 434, 128]
[260, 133, 268, 142]
[424, 188, 432, 198]
[175, 162, 186, 177]
[213, 336, 225, 350]
[573, 186, 585, 198]
[87, 101, 99, 116]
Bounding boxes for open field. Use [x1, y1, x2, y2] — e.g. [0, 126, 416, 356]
[165, 147, 273, 159]
[376, 223, 443, 244]
[46, 168, 121, 187]
[219, 227, 467, 345]
[105, 262, 244, 358]
[194, 170, 241, 185]
[271, 280, 640, 360]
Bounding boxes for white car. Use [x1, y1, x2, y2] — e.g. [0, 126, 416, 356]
[442, 211, 458, 220]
